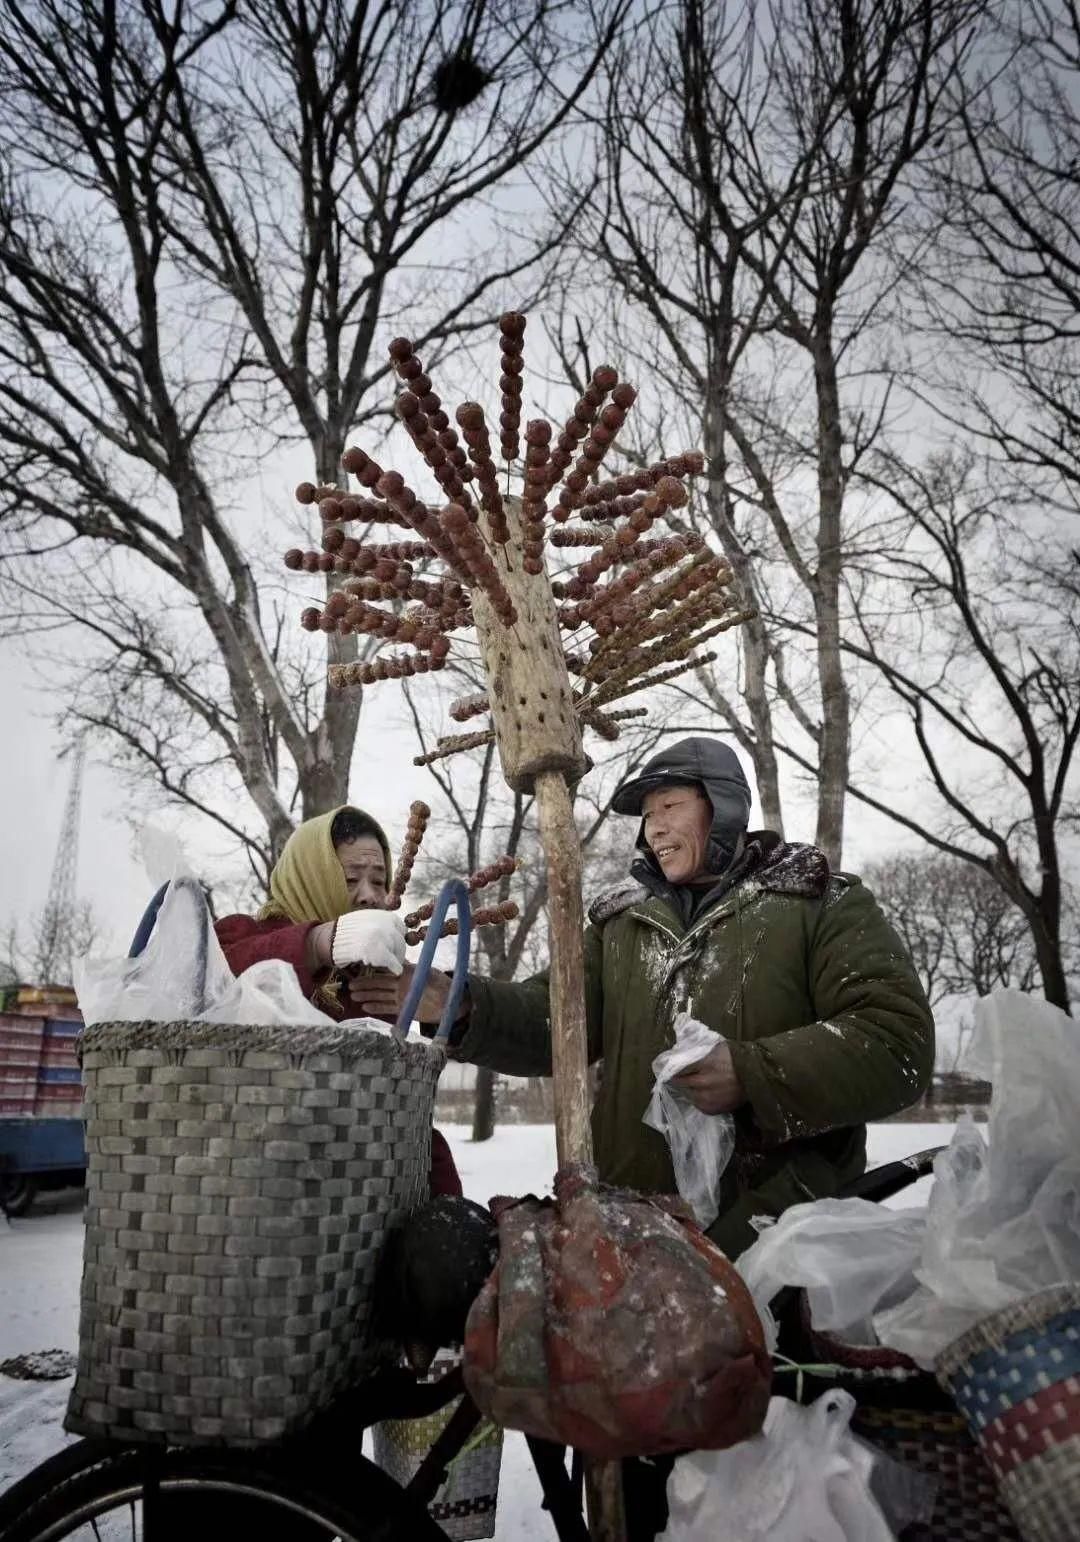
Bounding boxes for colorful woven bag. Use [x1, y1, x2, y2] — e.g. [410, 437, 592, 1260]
[936, 1284, 1080, 1542]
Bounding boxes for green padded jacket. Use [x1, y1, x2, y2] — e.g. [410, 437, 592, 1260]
[452, 834, 934, 1259]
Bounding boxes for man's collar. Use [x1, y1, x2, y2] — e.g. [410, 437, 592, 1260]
[632, 832, 831, 906]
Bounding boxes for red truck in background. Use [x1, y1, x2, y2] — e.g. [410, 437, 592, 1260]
[0, 983, 85, 1215]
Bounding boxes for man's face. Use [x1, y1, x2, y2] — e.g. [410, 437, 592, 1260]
[336, 835, 388, 909]
[641, 784, 712, 884]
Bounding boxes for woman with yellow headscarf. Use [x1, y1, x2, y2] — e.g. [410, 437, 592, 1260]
[215, 804, 461, 1197]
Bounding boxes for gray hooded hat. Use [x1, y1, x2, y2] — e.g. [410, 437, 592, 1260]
[612, 736, 751, 824]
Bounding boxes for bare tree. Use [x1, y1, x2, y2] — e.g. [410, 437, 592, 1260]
[919, 0, 1080, 514]
[0, 0, 630, 875]
[553, 0, 989, 863]
[792, 449, 1078, 1011]
[1, 900, 100, 988]
[864, 850, 1039, 1009]
[805, 3, 1080, 1012]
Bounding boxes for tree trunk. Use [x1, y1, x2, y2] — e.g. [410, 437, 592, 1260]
[299, 692, 358, 822]
[295, 434, 363, 823]
[742, 615, 785, 833]
[703, 413, 785, 833]
[812, 339, 850, 868]
[1018, 895, 1070, 1013]
[471, 1066, 497, 1142]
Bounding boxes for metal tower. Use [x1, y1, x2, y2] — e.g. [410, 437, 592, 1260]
[39, 740, 86, 984]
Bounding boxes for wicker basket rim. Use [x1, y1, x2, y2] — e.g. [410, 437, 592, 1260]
[935, 1280, 1080, 1381]
[80, 1018, 444, 1070]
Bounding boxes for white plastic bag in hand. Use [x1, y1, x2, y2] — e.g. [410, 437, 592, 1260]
[660, 1392, 897, 1542]
[643, 1012, 735, 1230]
[331, 910, 407, 974]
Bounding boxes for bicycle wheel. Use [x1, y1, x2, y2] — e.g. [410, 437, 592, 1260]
[0, 1439, 448, 1542]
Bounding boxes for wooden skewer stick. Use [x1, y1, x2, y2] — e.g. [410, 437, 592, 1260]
[456, 402, 510, 546]
[591, 650, 719, 706]
[577, 703, 623, 741]
[449, 692, 491, 723]
[578, 451, 706, 510]
[404, 855, 518, 928]
[389, 338, 477, 513]
[589, 608, 755, 707]
[386, 800, 431, 909]
[581, 559, 730, 682]
[497, 313, 527, 463]
[412, 728, 496, 766]
[576, 700, 648, 725]
[405, 898, 519, 945]
[542, 366, 619, 496]
[552, 385, 634, 523]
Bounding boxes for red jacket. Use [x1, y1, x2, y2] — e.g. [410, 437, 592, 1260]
[215, 913, 461, 1199]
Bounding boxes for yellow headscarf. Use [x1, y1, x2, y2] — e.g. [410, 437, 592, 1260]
[258, 805, 393, 924]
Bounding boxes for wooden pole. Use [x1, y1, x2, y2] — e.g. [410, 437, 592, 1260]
[471, 503, 626, 1542]
[535, 767, 627, 1542]
[533, 769, 592, 1170]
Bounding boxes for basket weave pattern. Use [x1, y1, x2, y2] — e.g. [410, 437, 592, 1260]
[936, 1285, 1080, 1542]
[66, 1020, 442, 1447]
[797, 1295, 1021, 1540]
[851, 1406, 1020, 1541]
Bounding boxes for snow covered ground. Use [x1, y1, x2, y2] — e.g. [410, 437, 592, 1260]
[0, 1121, 951, 1537]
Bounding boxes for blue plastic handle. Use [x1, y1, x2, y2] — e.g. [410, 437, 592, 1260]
[128, 877, 211, 1016]
[393, 879, 472, 1046]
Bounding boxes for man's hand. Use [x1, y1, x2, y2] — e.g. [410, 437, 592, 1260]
[349, 962, 468, 1028]
[671, 1042, 745, 1114]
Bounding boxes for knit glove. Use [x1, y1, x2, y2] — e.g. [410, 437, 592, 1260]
[331, 911, 407, 975]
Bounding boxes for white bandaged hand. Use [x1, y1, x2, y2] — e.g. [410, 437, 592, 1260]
[331, 910, 407, 975]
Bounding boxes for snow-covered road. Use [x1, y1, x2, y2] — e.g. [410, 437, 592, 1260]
[0, 1121, 950, 1537]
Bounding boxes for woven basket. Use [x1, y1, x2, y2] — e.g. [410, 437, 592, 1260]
[66, 1019, 443, 1448]
[788, 1295, 1021, 1540]
[936, 1284, 1080, 1542]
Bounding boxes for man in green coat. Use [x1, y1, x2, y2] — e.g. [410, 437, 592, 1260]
[362, 736, 934, 1260]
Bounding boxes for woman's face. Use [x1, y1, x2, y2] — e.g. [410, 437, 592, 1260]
[336, 836, 388, 910]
